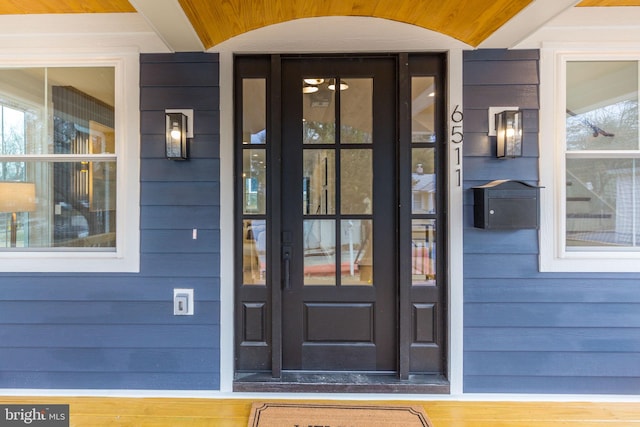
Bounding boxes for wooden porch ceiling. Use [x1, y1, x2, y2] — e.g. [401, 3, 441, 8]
[1, 0, 640, 50]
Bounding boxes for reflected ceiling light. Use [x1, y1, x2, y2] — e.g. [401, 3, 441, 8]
[302, 85, 319, 94]
[304, 78, 325, 85]
[428, 92, 435, 97]
[328, 82, 349, 91]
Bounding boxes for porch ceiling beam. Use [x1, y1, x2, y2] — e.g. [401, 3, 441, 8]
[478, 0, 581, 48]
[129, 0, 204, 52]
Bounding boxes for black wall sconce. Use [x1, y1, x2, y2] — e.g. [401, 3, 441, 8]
[488, 107, 523, 158]
[165, 109, 194, 160]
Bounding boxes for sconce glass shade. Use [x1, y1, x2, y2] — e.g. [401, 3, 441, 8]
[166, 112, 188, 160]
[496, 110, 523, 158]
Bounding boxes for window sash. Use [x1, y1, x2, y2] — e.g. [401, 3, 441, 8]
[540, 49, 640, 272]
[0, 51, 139, 272]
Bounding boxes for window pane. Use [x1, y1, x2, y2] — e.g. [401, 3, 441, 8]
[303, 78, 335, 144]
[243, 149, 266, 214]
[341, 149, 372, 214]
[0, 161, 116, 250]
[304, 219, 336, 286]
[303, 149, 335, 215]
[566, 61, 638, 151]
[242, 79, 266, 145]
[412, 219, 436, 285]
[567, 158, 640, 248]
[242, 219, 266, 285]
[341, 219, 373, 286]
[0, 68, 115, 155]
[412, 148, 436, 214]
[340, 78, 372, 144]
[0, 68, 45, 155]
[412, 77, 436, 143]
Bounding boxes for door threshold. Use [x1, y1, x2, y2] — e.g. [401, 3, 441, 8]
[233, 372, 450, 394]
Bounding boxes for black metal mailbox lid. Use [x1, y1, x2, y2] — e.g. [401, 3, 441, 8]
[472, 179, 541, 191]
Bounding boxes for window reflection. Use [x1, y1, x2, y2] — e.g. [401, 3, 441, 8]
[243, 219, 266, 285]
[411, 76, 436, 143]
[304, 219, 336, 285]
[341, 219, 373, 286]
[340, 78, 372, 144]
[0, 67, 116, 250]
[567, 158, 640, 247]
[303, 78, 335, 144]
[243, 149, 266, 214]
[412, 148, 435, 214]
[242, 79, 266, 145]
[341, 149, 372, 215]
[303, 149, 335, 215]
[412, 219, 436, 285]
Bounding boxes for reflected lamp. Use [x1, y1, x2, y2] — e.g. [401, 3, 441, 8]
[0, 182, 36, 247]
[495, 110, 523, 158]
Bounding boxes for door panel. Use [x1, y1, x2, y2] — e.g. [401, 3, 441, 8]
[281, 57, 397, 371]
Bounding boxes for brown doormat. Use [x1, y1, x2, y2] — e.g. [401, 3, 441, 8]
[248, 402, 433, 427]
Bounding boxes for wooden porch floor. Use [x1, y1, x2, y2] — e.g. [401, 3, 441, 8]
[1, 397, 639, 426]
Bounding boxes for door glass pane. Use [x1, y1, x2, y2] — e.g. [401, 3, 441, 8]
[303, 219, 335, 286]
[412, 148, 435, 214]
[242, 79, 266, 145]
[303, 149, 335, 215]
[341, 78, 372, 144]
[341, 219, 373, 286]
[412, 76, 436, 143]
[341, 149, 372, 214]
[303, 78, 335, 144]
[566, 158, 640, 248]
[412, 219, 436, 285]
[242, 149, 266, 214]
[566, 61, 638, 151]
[242, 219, 266, 285]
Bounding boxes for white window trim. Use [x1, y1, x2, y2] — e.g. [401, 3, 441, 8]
[540, 45, 640, 272]
[0, 49, 140, 273]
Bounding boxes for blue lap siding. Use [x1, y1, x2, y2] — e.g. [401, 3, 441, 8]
[463, 49, 640, 394]
[0, 52, 221, 390]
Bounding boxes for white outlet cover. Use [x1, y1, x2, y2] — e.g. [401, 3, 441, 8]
[173, 288, 194, 315]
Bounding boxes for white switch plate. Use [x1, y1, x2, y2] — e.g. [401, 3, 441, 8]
[173, 288, 194, 315]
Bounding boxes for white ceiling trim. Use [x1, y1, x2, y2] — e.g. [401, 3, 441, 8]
[518, 6, 640, 48]
[0, 14, 170, 52]
[129, 0, 203, 52]
[479, 0, 581, 48]
[210, 16, 472, 53]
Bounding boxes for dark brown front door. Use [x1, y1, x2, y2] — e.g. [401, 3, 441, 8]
[280, 56, 397, 371]
[235, 53, 448, 391]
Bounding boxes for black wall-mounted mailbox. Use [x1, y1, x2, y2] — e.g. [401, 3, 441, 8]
[473, 180, 541, 229]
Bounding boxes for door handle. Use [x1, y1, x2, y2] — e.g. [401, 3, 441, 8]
[282, 246, 291, 290]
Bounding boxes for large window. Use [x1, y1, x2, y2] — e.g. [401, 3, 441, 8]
[0, 54, 139, 272]
[541, 51, 640, 271]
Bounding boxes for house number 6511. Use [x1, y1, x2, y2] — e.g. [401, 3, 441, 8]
[451, 105, 463, 187]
